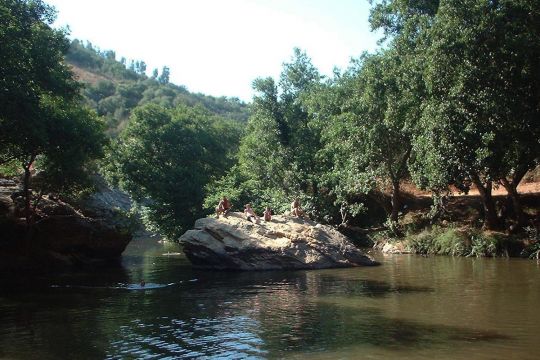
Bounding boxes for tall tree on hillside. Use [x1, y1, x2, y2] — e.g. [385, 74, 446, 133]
[158, 66, 170, 84]
[0, 0, 106, 225]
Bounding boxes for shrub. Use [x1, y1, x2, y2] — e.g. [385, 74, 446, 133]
[521, 226, 540, 259]
[404, 226, 500, 257]
[468, 230, 499, 257]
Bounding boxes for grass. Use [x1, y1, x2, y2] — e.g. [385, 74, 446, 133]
[403, 225, 507, 257]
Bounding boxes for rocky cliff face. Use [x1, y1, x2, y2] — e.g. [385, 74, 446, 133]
[179, 213, 379, 270]
[0, 179, 132, 270]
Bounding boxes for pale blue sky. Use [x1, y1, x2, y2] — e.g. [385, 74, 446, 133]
[46, 0, 381, 101]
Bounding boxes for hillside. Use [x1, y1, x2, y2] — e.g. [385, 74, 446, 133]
[66, 40, 250, 135]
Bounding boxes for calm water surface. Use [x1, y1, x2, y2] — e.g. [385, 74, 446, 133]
[1, 237, 539, 359]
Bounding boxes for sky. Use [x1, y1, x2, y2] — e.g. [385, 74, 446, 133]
[46, 0, 381, 102]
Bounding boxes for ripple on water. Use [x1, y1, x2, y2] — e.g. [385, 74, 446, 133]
[106, 316, 268, 359]
[50, 282, 177, 290]
[2, 244, 539, 360]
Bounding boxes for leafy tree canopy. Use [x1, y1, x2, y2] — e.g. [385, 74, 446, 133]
[105, 104, 242, 238]
[0, 0, 107, 224]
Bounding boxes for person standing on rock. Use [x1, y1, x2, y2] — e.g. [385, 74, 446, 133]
[216, 196, 232, 218]
[291, 198, 304, 217]
[263, 207, 272, 222]
[244, 204, 260, 224]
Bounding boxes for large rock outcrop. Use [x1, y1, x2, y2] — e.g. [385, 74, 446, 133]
[179, 213, 379, 270]
[0, 180, 132, 270]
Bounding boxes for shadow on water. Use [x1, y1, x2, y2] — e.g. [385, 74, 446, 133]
[99, 270, 511, 357]
[313, 274, 434, 297]
[0, 251, 513, 359]
[170, 270, 509, 357]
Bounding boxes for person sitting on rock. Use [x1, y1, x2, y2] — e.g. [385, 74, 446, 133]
[263, 206, 272, 222]
[216, 196, 232, 218]
[290, 198, 304, 217]
[244, 203, 260, 224]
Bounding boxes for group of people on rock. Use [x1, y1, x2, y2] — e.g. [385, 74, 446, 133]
[215, 196, 305, 224]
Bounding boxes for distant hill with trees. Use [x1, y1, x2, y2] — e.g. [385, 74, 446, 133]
[65, 39, 250, 135]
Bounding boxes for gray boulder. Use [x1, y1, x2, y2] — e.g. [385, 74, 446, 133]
[179, 213, 379, 270]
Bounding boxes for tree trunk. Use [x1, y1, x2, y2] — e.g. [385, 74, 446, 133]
[390, 180, 401, 223]
[500, 178, 526, 228]
[22, 155, 36, 227]
[23, 165, 32, 226]
[471, 175, 499, 230]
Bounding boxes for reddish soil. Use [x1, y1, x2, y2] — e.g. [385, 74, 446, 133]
[399, 182, 540, 227]
[401, 181, 540, 198]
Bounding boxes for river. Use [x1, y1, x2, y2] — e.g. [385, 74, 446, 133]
[1, 236, 539, 359]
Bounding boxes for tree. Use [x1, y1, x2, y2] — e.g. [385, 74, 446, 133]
[369, 0, 439, 42]
[158, 66, 170, 84]
[320, 51, 421, 227]
[31, 96, 106, 198]
[138, 61, 147, 75]
[106, 104, 241, 238]
[414, 0, 540, 229]
[235, 49, 326, 217]
[0, 0, 106, 225]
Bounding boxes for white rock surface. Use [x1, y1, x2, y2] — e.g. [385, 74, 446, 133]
[179, 212, 379, 270]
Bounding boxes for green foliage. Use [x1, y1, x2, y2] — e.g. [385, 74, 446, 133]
[204, 166, 292, 216]
[85, 80, 116, 102]
[410, 0, 540, 228]
[405, 226, 503, 257]
[32, 96, 106, 197]
[0, 160, 21, 177]
[369, 0, 439, 41]
[226, 48, 342, 221]
[6, 0, 532, 241]
[317, 48, 422, 225]
[104, 103, 241, 239]
[468, 230, 499, 258]
[405, 227, 466, 256]
[158, 66, 170, 84]
[0, 0, 106, 203]
[1, 0, 78, 155]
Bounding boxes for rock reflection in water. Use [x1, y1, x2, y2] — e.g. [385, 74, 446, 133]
[101, 270, 509, 358]
[0, 241, 537, 359]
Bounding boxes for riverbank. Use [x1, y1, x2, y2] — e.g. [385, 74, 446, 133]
[368, 191, 540, 259]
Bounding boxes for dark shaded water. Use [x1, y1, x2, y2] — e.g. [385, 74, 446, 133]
[1, 237, 539, 359]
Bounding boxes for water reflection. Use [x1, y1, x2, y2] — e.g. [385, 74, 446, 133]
[0, 238, 538, 359]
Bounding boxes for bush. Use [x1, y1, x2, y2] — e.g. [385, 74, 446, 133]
[521, 226, 540, 259]
[405, 226, 465, 255]
[468, 230, 499, 257]
[405, 226, 500, 257]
